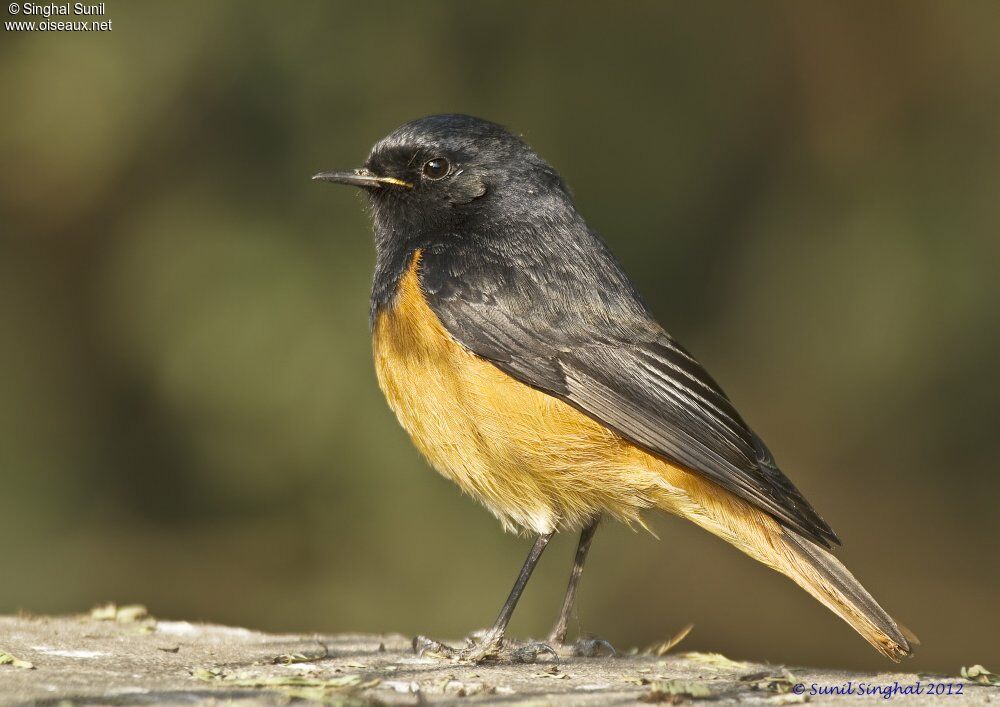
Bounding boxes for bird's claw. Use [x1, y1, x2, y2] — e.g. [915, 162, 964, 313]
[551, 634, 617, 658]
[412, 634, 460, 659]
[508, 641, 558, 662]
[412, 632, 556, 664]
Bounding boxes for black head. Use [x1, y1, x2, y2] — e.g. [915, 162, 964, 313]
[314, 114, 573, 241]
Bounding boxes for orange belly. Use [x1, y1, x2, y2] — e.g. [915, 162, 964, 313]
[372, 251, 684, 534]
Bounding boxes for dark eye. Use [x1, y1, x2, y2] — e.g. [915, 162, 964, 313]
[422, 157, 450, 180]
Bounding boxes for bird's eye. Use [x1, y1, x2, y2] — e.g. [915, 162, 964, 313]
[422, 157, 451, 180]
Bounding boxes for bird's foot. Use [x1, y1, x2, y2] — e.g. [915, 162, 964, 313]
[549, 633, 617, 658]
[412, 631, 557, 664]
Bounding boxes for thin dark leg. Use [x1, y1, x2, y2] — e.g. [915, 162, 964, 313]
[483, 531, 554, 641]
[548, 516, 600, 645]
[413, 531, 556, 662]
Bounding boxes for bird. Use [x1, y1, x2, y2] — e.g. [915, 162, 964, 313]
[313, 114, 914, 663]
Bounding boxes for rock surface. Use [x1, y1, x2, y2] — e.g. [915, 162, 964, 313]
[0, 612, 995, 705]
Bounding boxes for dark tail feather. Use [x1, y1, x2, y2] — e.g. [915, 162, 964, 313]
[651, 468, 915, 661]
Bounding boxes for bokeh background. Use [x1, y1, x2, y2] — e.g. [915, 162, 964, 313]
[2, 1, 998, 673]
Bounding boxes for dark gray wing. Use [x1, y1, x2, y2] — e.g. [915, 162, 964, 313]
[419, 237, 839, 548]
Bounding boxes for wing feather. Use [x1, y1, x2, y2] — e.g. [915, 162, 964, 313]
[419, 240, 840, 548]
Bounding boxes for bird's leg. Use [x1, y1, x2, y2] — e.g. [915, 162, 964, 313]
[548, 518, 599, 646]
[547, 516, 616, 657]
[414, 531, 556, 663]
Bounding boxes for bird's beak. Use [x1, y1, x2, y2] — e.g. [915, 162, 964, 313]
[311, 168, 412, 190]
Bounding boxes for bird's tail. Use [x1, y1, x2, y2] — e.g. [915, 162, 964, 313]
[779, 528, 914, 660]
[652, 472, 915, 661]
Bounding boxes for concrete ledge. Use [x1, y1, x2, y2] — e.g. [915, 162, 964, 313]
[0, 611, 994, 705]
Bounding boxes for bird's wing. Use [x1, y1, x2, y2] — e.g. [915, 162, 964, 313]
[419, 242, 839, 548]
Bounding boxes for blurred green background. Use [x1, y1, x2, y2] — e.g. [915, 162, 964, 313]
[2, 1, 998, 673]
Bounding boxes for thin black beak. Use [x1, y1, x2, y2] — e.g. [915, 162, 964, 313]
[311, 168, 412, 190]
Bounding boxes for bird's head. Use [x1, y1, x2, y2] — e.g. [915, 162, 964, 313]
[313, 114, 572, 238]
